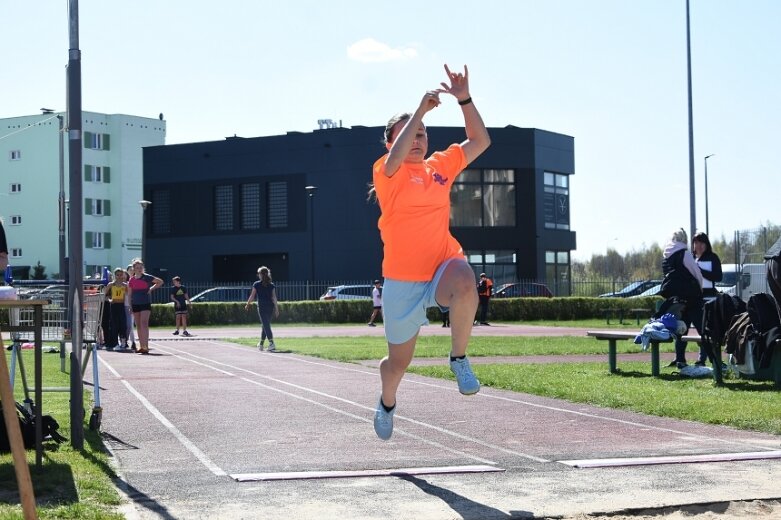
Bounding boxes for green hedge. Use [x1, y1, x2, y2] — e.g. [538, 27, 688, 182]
[149, 296, 663, 326]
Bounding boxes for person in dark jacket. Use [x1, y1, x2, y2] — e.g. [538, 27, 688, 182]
[660, 228, 703, 368]
[692, 231, 722, 366]
[0, 219, 8, 273]
[765, 236, 781, 318]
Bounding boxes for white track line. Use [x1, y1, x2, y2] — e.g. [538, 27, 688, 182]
[149, 342, 546, 463]
[560, 450, 781, 468]
[200, 339, 781, 453]
[232, 465, 505, 482]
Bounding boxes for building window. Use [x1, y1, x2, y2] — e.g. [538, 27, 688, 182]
[451, 169, 515, 227]
[10, 215, 21, 225]
[543, 172, 570, 230]
[10, 183, 21, 193]
[466, 249, 517, 285]
[84, 132, 110, 150]
[545, 250, 570, 296]
[267, 181, 288, 229]
[152, 190, 171, 234]
[11, 248, 22, 258]
[85, 198, 110, 216]
[84, 165, 110, 183]
[241, 183, 261, 230]
[215, 185, 234, 231]
[86, 231, 111, 249]
[9, 150, 21, 160]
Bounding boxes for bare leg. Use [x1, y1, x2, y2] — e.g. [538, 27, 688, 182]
[379, 333, 418, 408]
[435, 259, 478, 357]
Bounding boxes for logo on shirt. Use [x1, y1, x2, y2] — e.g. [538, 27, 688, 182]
[432, 172, 448, 185]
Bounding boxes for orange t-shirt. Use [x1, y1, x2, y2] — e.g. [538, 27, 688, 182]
[373, 144, 467, 281]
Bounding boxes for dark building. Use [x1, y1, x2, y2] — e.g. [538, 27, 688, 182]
[142, 125, 575, 294]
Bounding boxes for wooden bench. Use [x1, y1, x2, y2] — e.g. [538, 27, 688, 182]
[602, 308, 653, 325]
[587, 330, 703, 377]
[588, 331, 780, 387]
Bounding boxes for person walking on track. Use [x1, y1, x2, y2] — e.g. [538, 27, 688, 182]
[370, 63, 491, 440]
[245, 266, 279, 352]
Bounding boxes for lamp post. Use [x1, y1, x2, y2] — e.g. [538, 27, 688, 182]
[704, 154, 715, 236]
[41, 108, 67, 279]
[685, 0, 697, 242]
[305, 186, 317, 299]
[139, 200, 151, 262]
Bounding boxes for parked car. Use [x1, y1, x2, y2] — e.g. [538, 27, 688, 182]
[319, 285, 373, 301]
[631, 284, 662, 298]
[189, 287, 248, 303]
[493, 282, 553, 298]
[599, 280, 661, 298]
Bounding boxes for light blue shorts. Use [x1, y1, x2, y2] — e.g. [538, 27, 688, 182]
[382, 258, 456, 345]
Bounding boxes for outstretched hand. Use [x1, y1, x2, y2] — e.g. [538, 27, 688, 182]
[440, 64, 470, 102]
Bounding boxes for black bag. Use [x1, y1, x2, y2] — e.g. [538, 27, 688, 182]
[747, 293, 780, 335]
[0, 401, 67, 453]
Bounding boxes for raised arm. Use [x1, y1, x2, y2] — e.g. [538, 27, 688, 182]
[440, 64, 491, 164]
[384, 91, 442, 177]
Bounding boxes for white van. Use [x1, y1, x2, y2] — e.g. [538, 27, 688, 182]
[717, 263, 767, 300]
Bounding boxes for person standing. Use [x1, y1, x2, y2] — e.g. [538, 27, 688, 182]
[367, 280, 383, 327]
[0, 219, 8, 273]
[127, 259, 163, 354]
[170, 276, 192, 337]
[764, 236, 781, 319]
[371, 64, 491, 440]
[104, 268, 129, 350]
[124, 265, 137, 351]
[660, 228, 704, 368]
[692, 231, 722, 366]
[245, 266, 279, 352]
[476, 273, 493, 325]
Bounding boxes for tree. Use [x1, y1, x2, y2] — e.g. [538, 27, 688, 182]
[32, 261, 47, 280]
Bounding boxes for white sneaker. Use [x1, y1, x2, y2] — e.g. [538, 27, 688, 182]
[267, 342, 276, 353]
[257, 340, 264, 351]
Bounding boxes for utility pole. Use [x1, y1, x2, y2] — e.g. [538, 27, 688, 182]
[67, 0, 84, 449]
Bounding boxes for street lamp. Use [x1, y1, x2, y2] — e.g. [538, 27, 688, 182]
[139, 200, 151, 262]
[41, 108, 66, 279]
[304, 186, 317, 298]
[704, 154, 715, 236]
[685, 0, 697, 242]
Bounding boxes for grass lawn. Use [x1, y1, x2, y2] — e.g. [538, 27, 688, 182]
[233, 334, 679, 362]
[1, 349, 123, 520]
[233, 335, 781, 435]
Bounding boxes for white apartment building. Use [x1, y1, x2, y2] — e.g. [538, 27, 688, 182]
[1, 111, 166, 278]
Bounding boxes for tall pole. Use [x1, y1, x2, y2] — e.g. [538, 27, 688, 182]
[66, 0, 84, 449]
[57, 114, 66, 279]
[305, 186, 317, 299]
[686, 0, 697, 241]
[139, 200, 151, 262]
[704, 154, 714, 236]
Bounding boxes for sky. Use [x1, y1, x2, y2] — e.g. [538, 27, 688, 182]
[2, 1, 779, 261]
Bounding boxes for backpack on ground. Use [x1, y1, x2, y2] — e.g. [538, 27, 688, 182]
[0, 401, 67, 453]
[746, 293, 780, 335]
[702, 293, 746, 348]
[745, 293, 781, 370]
